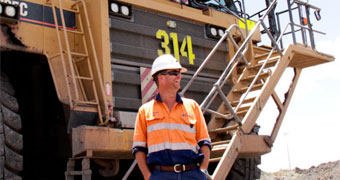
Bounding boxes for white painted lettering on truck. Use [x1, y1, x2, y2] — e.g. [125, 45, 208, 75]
[0, 0, 29, 17]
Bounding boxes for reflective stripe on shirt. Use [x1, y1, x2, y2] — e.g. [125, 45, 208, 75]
[198, 137, 211, 143]
[133, 141, 147, 148]
[148, 142, 198, 154]
[147, 123, 196, 134]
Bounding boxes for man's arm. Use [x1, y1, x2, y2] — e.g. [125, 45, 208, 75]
[200, 145, 210, 169]
[135, 151, 151, 180]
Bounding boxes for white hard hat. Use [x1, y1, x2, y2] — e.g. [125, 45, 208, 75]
[151, 54, 187, 76]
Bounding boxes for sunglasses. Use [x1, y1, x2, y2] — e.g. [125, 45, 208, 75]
[159, 70, 181, 76]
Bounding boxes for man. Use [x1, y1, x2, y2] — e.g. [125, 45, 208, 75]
[132, 54, 211, 180]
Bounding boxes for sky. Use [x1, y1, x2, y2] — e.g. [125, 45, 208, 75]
[244, 0, 340, 172]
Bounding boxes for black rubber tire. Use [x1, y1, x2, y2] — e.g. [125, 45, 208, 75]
[226, 126, 262, 180]
[226, 157, 261, 180]
[0, 73, 23, 180]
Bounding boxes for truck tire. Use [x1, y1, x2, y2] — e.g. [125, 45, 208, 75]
[208, 157, 261, 180]
[227, 157, 261, 180]
[0, 73, 23, 180]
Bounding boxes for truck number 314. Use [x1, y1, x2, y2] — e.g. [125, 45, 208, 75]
[156, 29, 195, 65]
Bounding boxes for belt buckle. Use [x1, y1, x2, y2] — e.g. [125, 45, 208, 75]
[173, 164, 185, 173]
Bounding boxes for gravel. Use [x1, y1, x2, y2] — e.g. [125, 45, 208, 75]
[260, 160, 340, 180]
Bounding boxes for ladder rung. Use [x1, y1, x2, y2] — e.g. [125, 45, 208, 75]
[241, 72, 270, 82]
[75, 76, 93, 81]
[211, 140, 231, 146]
[231, 97, 256, 106]
[63, 7, 80, 14]
[48, 53, 61, 59]
[66, 171, 84, 176]
[209, 157, 221, 163]
[233, 84, 263, 93]
[65, 170, 91, 176]
[73, 57, 87, 63]
[72, 106, 98, 113]
[70, 52, 88, 57]
[71, 1, 82, 10]
[77, 100, 99, 105]
[209, 125, 240, 134]
[49, 3, 79, 14]
[66, 29, 84, 35]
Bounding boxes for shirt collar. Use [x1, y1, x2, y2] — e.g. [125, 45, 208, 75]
[155, 93, 183, 103]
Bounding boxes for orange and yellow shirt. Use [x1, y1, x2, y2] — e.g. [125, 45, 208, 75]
[132, 94, 211, 166]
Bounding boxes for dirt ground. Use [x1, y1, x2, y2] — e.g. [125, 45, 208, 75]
[260, 160, 340, 180]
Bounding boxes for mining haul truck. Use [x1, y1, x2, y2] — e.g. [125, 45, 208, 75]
[0, 0, 334, 179]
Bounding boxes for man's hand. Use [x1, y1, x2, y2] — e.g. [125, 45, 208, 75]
[135, 151, 151, 180]
[200, 168, 212, 180]
[200, 145, 210, 170]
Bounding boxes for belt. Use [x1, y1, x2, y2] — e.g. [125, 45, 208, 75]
[154, 163, 199, 173]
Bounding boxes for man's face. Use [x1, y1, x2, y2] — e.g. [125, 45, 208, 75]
[158, 69, 182, 91]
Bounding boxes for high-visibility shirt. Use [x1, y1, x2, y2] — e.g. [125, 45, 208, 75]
[132, 94, 211, 166]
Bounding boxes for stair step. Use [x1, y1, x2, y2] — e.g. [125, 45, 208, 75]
[211, 140, 231, 146]
[253, 45, 284, 55]
[231, 97, 256, 106]
[249, 58, 278, 70]
[238, 105, 250, 111]
[212, 144, 228, 151]
[222, 105, 249, 117]
[211, 144, 228, 158]
[223, 103, 250, 111]
[209, 124, 239, 134]
[227, 109, 248, 116]
[253, 45, 273, 54]
[255, 52, 281, 61]
[209, 157, 221, 163]
[233, 83, 263, 93]
[241, 72, 270, 82]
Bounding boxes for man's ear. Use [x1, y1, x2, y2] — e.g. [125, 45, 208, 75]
[158, 75, 164, 81]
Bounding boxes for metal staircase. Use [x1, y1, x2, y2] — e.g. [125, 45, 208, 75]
[181, 0, 334, 179]
[46, 0, 109, 125]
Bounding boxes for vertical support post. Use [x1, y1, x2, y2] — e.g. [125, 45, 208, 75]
[287, 0, 296, 45]
[82, 158, 92, 180]
[305, 6, 316, 49]
[65, 159, 75, 180]
[276, 12, 284, 49]
[297, 4, 307, 45]
[241, 0, 248, 36]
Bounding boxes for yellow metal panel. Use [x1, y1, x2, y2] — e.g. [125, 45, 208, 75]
[238, 135, 271, 158]
[238, 18, 256, 31]
[72, 126, 134, 159]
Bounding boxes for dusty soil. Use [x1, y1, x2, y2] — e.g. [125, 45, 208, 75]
[260, 160, 340, 180]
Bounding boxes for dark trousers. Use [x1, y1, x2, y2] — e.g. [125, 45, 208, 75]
[149, 168, 207, 180]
